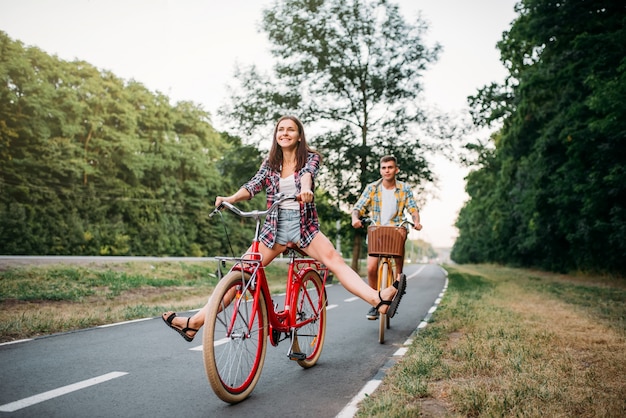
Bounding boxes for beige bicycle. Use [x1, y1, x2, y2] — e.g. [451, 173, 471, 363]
[363, 218, 412, 343]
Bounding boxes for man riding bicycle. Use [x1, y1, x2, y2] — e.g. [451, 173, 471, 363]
[351, 155, 423, 320]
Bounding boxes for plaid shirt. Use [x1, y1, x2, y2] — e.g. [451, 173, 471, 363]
[243, 152, 321, 249]
[353, 179, 419, 226]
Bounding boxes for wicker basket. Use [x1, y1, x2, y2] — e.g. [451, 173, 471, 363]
[367, 225, 407, 257]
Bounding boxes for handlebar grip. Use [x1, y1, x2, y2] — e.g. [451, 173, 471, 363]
[209, 208, 220, 218]
[209, 202, 227, 218]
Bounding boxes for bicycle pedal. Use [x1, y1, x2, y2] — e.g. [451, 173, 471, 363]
[288, 352, 306, 361]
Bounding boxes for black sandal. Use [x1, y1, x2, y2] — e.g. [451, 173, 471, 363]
[375, 273, 407, 318]
[162, 312, 198, 342]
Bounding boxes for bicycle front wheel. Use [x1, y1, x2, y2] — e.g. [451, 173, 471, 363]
[378, 260, 394, 344]
[291, 269, 326, 368]
[203, 270, 268, 404]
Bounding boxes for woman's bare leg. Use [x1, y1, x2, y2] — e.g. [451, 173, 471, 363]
[304, 232, 399, 314]
[162, 242, 285, 338]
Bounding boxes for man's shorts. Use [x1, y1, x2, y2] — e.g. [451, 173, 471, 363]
[276, 209, 301, 246]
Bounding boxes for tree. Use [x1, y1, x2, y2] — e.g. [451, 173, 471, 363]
[454, 0, 626, 274]
[220, 0, 443, 270]
[0, 31, 255, 256]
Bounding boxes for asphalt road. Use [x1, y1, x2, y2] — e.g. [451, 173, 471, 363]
[0, 262, 447, 418]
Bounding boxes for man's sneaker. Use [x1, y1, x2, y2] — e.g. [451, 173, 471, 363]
[366, 307, 379, 320]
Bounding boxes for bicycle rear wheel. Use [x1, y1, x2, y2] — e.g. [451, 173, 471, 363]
[291, 269, 326, 368]
[378, 260, 394, 344]
[203, 270, 268, 404]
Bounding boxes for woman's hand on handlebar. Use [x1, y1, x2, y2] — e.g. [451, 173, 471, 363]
[299, 189, 314, 203]
[215, 195, 234, 209]
[213, 189, 251, 214]
[211, 195, 239, 217]
[209, 196, 228, 217]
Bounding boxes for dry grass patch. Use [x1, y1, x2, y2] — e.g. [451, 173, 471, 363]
[356, 264, 626, 418]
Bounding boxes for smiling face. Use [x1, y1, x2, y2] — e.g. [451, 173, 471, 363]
[275, 118, 301, 151]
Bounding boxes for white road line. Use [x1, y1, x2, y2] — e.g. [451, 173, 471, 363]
[0, 371, 128, 413]
[0, 338, 33, 347]
[344, 297, 359, 302]
[103, 308, 201, 329]
[98, 317, 152, 328]
[407, 265, 426, 278]
[189, 337, 230, 351]
[335, 379, 382, 418]
[336, 268, 449, 418]
[394, 347, 408, 356]
[214, 338, 229, 346]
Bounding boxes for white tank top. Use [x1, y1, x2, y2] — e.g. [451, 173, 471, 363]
[279, 174, 300, 210]
[380, 186, 396, 225]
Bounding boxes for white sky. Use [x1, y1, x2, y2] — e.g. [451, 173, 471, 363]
[0, 0, 518, 248]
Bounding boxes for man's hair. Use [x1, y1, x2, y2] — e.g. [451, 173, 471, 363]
[380, 155, 397, 165]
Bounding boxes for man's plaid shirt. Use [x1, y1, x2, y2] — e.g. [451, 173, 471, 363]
[353, 178, 419, 226]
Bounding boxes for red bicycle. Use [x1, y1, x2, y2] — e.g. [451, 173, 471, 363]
[203, 194, 329, 404]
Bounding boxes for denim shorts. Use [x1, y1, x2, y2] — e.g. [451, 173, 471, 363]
[276, 209, 301, 246]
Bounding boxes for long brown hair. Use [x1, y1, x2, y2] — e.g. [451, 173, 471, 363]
[268, 115, 321, 171]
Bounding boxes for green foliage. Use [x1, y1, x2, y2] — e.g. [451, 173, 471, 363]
[0, 32, 262, 256]
[221, 0, 442, 205]
[454, 0, 626, 274]
[219, 0, 447, 268]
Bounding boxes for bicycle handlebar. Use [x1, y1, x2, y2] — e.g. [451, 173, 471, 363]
[209, 193, 300, 219]
[361, 217, 414, 229]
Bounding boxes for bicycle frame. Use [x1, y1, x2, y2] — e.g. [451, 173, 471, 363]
[375, 253, 395, 343]
[216, 239, 328, 347]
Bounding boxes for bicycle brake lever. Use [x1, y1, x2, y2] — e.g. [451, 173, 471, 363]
[209, 203, 225, 218]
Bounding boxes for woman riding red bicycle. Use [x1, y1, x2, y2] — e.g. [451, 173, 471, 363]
[162, 115, 406, 342]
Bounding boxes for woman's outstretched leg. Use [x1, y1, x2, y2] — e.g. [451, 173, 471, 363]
[161, 242, 285, 341]
[304, 232, 405, 315]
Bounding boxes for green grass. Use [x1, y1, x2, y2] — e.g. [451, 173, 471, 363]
[0, 264, 215, 301]
[0, 260, 290, 341]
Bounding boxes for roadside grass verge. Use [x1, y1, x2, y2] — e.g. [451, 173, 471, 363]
[357, 264, 626, 417]
[0, 260, 289, 342]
